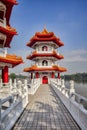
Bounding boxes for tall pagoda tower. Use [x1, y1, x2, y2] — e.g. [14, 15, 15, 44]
[24, 28, 67, 84]
[0, 0, 23, 83]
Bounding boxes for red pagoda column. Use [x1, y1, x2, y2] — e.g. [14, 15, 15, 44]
[36, 72, 39, 78]
[58, 72, 60, 79]
[2, 66, 8, 83]
[31, 73, 33, 79]
[52, 72, 54, 78]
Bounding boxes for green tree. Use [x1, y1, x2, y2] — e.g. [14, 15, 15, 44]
[9, 73, 16, 82]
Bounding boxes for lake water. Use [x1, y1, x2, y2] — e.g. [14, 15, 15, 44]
[65, 81, 87, 98]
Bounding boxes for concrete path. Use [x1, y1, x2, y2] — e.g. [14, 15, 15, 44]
[12, 84, 81, 130]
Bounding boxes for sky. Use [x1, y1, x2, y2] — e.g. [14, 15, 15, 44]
[8, 0, 87, 75]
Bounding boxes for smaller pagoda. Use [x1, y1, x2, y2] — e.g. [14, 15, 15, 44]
[0, 0, 23, 83]
[24, 28, 67, 84]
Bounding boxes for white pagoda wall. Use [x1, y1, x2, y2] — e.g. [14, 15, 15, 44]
[36, 59, 55, 67]
[35, 42, 56, 52]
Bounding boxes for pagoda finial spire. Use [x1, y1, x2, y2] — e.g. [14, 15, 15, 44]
[42, 26, 48, 34]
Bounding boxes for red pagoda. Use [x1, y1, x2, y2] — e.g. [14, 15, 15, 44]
[0, 0, 23, 83]
[24, 28, 67, 84]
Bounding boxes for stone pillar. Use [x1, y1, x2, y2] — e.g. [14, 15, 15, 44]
[24, 80, 28, 105]
[9, 79, 12, 95]
[2, 66, 8, 83]
[0, 79, 2, 88]
[0, 99, 1, 130]
[61, 79, 65, 88]
[52, 72, 54, 78]
[70, 80, 75, 95]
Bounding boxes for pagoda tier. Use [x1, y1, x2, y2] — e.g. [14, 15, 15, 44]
[0, 53, 23, 83]
[1, 0, 18, 25]
[0, 54, 23, 67]
[27, 50, 64, 61]
[24, 28, 67, 84]
[27, 28, 64, 48]
[0, 0, 23, 83]
[24, 65, 67, 73]
[0, 25, 17, 47]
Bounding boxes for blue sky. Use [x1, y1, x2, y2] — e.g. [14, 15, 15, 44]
[9, 0, 87, 75]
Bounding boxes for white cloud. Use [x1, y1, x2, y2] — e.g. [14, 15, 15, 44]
[9, 49, 87, 75]
[63, 49, 87, 62]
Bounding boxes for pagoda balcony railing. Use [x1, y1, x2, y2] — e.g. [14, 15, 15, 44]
[37, 64, 60, 68]
[37, 65, 52, 68]
[32, 50, 60, 55]
[0, 18, 6, 28]
[37, 51, 53, 54]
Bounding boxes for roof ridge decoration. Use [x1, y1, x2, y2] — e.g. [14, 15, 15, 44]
[27, 28, 64, 48]
[41, 28, 49, 34]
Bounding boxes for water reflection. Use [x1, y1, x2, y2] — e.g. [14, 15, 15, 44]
[65, 81, 87, 98]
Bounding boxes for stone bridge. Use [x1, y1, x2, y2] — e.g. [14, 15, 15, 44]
[12, 84, 80, 130]
[0, 79, 87, 130]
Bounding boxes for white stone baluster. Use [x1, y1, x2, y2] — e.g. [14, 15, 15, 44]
[17, 80, 22, 97]
[69, 80, 75, 100]
[0, 99, 1, 130]
[9, 79, 13, 95]
[61, 79, 65, 94]
[0, 79, 2, 88]
[24, 80, 28, 105]
[61, 79, 65, 88]
[70, 80, 75, 94]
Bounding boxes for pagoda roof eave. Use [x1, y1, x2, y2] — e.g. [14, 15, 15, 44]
[0, 26, 17, 35]
[26, 28, 64, 48]
[0, 54, 23, 67]
[2, 0, 18, 4]
[26, 39, 64, 48]
[0, 26, 17, 47]
[23, 65, 67, 73]
[1, 0, 18, 25]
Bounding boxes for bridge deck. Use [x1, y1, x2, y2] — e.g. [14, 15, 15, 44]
[12, 84, 81, 130]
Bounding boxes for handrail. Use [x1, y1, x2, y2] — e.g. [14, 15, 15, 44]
[1, 96, 13, 104]
[50, 79, 87, 110]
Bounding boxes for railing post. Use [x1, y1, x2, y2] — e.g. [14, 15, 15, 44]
[70, 80, 75, 95]
[69, 80, 75, 100]
[61, 79, 65, 93]
[9, 79, 13, 95]
[0, 79, 2, 88]
[17, 80, 22, 97]
[24, 80, 28, 105]
[14, 79, 17, 88]
[61, 79, 65, 87]
[0, 99, 2, 130]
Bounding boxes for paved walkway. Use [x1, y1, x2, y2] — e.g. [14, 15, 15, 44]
[12, 85, 81, 130]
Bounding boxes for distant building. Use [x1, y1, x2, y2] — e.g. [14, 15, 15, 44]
[0, 0, 23, 83]
[24, 28, 67, 84]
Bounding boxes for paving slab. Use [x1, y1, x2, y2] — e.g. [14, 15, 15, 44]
[12, 84, 81, 130]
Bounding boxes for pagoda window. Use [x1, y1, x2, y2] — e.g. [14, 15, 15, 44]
[42, 46, 48, 51]
[42, 60, 48, 66]
[0, 2, 6, 23]
[0, 33, 6, 48]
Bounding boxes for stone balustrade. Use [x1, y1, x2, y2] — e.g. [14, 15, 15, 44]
[0, 79, 29, 130]
[28, 78, 41, 95]
[50, 79, 87, 130]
